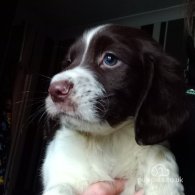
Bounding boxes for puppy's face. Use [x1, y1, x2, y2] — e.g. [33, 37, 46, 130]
[46, 25, 188, 144]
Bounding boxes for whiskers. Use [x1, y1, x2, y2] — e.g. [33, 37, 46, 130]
[11, 73, 56, 138]
[15, 96, 46, 105]
[26, 103, 46, 125]
[17, 97, 48, 131]
[37, 74, 51, 80]
[95, 93, 114, 117]
[78, 93, 114, 119]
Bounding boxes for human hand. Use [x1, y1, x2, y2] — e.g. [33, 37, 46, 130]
[82, 180, 144, 195]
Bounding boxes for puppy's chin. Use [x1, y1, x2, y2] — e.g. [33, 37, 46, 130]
[60, 115, 117, 135]
[45, 96, 77, 118]
[45, 95, 116, 135]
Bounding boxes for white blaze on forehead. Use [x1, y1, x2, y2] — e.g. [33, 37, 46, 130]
[81, 25, 106, 64]
[84, 25, 105, 47]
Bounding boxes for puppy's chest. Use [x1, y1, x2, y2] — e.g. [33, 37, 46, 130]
[49, 128, 141, 179]
[87, 137, 140, 178]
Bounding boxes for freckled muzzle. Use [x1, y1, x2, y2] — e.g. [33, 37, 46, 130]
[45, 67, 108, 127]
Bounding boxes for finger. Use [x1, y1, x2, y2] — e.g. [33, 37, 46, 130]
[134, 189, 144, 195]
[114, 179, 126, 194]
[82, 180, 126, 195]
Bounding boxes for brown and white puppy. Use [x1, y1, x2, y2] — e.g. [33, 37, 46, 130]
[42, 24, 188, 195]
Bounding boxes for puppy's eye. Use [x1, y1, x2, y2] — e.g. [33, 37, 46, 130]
[103, 53, 118, 66]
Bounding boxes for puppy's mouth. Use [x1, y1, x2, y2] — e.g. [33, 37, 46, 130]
[46, 95, 77, 115]
[61, 113, 93, 123]
[46, 93, 115, 122]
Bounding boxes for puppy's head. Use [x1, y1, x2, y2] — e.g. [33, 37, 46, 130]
[46, 24, 188, 144]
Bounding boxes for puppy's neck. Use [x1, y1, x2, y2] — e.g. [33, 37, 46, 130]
[76, 118, 135, 140]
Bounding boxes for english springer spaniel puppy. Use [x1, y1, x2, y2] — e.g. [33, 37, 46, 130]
[43, 24, 188, 195]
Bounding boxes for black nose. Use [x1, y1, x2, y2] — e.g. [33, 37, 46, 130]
[48, 80, 74, 102]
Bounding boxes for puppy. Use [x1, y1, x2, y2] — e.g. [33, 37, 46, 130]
[42, 24, 188, 195]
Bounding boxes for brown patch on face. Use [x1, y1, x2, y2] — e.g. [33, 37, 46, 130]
[61, 25, 188, 144]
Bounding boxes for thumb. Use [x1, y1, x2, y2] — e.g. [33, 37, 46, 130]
[113, 179, 126, 194]
[82, 179, 126, 195]
[134, 189, 144, 195]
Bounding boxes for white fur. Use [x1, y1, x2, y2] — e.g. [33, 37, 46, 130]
[46, 66, 109, 134]
[81, 25, 105, 64]
[42, 121, 184, 195]
[42, 27, 184, 195]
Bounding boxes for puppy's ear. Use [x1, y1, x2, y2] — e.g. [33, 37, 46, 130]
[135, 51, 188, 145]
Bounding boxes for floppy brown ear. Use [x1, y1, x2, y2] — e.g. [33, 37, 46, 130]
[135, 51, 188, 145]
